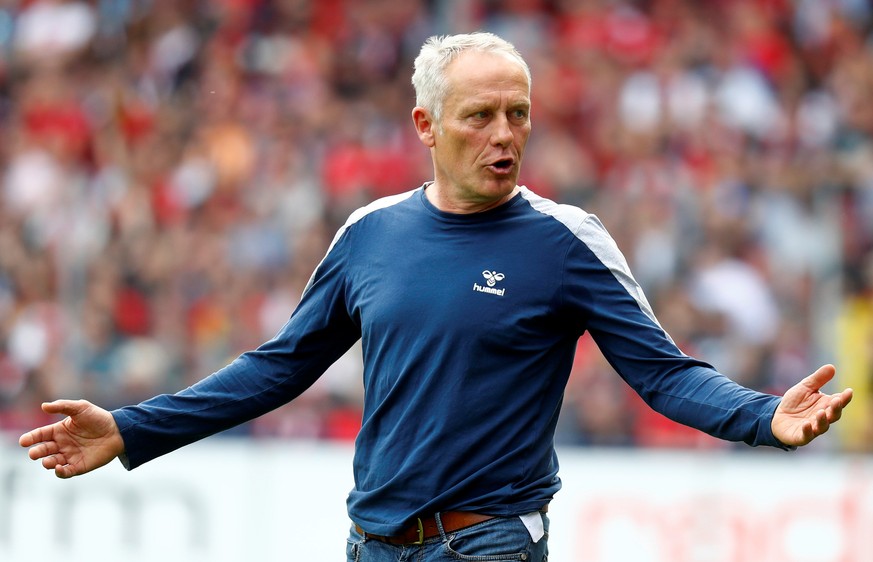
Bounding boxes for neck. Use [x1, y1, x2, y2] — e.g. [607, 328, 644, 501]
[424, 182, 519, 214]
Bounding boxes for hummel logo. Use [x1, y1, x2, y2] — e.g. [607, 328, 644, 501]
[482, 270, 505, 287]
[473, 270, 506, 296]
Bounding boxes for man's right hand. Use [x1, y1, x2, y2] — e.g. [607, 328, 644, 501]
[19, 399, 125, 479]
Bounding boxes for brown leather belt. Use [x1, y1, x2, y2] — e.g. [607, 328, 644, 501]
[355, 505, 548, 546]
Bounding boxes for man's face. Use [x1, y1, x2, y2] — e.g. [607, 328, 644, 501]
[414, 50, 531, 213]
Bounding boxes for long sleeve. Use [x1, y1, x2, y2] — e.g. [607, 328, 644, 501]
[112, 231, 361, 469]
[561, 214, 787, 449]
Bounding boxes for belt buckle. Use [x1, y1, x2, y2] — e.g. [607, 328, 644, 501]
[412, 517, 424, 545]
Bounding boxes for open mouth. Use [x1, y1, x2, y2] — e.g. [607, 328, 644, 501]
[488, 158, 515, 172]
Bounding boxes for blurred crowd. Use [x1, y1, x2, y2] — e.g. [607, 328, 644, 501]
[0, 0, 871, 452]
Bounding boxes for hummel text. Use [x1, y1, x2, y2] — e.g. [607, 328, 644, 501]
[473, 283, 505, 297]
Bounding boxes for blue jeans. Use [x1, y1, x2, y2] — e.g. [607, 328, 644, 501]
[346, 512, 549, 561]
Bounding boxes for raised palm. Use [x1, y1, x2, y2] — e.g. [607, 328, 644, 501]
[771, 365, 853, 447]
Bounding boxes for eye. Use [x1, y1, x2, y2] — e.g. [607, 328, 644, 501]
[511, 108, 528, 120]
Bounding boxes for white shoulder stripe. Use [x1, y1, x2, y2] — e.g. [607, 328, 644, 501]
[327, 188, 420, 254]
[519, 187, 666, 335]
[519, 185, 591, 233]
[303, 188, 420, 294]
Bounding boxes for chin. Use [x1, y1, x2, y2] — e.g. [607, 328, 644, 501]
[487, 177, 518, 195]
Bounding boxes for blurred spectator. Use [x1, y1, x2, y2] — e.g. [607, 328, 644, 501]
[0, 0, 870, 452]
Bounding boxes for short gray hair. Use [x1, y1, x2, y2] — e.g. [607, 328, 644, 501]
[411, 32, 531, 122]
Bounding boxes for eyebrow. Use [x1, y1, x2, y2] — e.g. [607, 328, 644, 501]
[456, 94, 530, 114]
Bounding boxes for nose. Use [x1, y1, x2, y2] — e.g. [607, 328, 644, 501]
[491, 114, 513, 147]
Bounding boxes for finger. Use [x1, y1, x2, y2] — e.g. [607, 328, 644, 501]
[826, 389, 854, 421]
[19, 423, 60, 448]
[831, 389, 851, 415]
[41, 399, 90, 417]
[56, 464, 78, 479]
[825, 403, 842, 424]
[27, 441, 60, 461]
[803, 364, 836, 392]
[800, 420, 815, 444]
[41, 454, 67, 470]
[840, 388, 854, 406]
[813, 409, 829, 437]
[19, 432, 36, 448]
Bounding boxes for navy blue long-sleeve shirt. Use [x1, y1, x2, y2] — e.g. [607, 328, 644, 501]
[111, 185, 787, 535]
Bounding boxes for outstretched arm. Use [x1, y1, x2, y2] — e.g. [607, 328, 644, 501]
[771, 364, 853, 447]
[19, 400, 125, 479]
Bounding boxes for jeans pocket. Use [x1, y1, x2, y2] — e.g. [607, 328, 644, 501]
[345, 538, 361, 562]
[346, 525, 364, 562]
[346, 540, 360, 562]
[443, 517, 533, 561]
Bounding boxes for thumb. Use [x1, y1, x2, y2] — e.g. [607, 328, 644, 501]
[802, 364, 836, 392]
[41, 399, 91, 417]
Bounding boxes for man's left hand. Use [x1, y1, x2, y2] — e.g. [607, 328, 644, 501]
[771, 364, 853, 447]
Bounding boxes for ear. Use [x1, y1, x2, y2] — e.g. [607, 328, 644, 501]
[412, 106, 437, 148]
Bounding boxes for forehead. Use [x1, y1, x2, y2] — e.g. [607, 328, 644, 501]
[443, 51, 530, 106]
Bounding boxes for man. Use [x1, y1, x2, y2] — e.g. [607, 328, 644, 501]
[19, 32, 852, 561]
